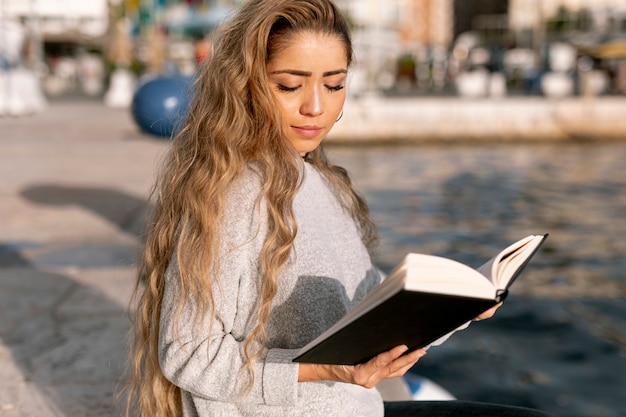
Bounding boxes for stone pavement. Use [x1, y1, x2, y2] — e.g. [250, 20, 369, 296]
[0, 101, 167, 417]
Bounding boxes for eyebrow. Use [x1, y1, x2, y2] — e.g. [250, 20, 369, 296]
[270, 69, 347, 77]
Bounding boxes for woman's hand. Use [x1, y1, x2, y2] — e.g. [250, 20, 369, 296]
[298, 345, 426, 388]
[474, 301, 503, 321]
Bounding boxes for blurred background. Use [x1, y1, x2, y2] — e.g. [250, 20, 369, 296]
[1, 0, 626, 107]
[1, 1, 625, 417]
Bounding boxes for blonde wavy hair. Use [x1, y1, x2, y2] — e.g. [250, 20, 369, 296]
[126, 0, 377, 415]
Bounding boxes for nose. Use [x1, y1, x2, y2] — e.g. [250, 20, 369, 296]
[299, 85, 324, 117]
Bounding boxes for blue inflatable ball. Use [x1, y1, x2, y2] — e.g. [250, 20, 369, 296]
[131, 75, 193, 138]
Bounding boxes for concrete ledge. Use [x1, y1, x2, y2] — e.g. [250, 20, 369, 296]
[328, 96, 626, 143]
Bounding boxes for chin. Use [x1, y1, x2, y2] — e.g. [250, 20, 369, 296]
[295, 140, 323, 155]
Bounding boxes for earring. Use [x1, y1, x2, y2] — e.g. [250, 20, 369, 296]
[336, 110, 344, 122]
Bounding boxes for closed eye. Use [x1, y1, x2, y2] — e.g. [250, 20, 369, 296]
[276, 84, 344, 92]
[325, 84, 345, 92]
[277, 84, 300, 92]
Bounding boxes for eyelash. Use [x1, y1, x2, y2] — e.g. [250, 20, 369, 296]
[277, 84, 345, 92]
[326, 84, 345, 92]
[277, 85, 299, 92]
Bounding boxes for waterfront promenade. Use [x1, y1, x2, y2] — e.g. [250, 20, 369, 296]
[330, 95, 626, 143]
[1, 97, 625, 417]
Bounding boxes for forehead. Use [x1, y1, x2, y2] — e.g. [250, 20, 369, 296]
[267, 31, 348, 69]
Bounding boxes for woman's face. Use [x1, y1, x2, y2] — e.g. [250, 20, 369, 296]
[266, 31, 348, 156]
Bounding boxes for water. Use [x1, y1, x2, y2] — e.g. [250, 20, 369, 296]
[326, 142, 626, 417]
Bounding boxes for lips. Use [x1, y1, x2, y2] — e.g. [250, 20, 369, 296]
[291, 125, 323, 138]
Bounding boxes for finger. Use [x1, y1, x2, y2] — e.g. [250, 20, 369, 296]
[370, 348, 425, 382]
[388, 359, 420, 378]
[475, 301, 504, 320]
[354, 346, 410, 386]
[372, 345, 409, 368]
[388, 348, 426, 373]
[354, 348, 426, 388]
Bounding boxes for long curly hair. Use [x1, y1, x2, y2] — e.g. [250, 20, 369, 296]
[126, 0, 377, 415]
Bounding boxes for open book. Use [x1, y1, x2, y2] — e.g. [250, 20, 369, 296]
[293, 234, 548, 365]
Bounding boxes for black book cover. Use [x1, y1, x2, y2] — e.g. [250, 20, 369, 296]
[293, 291, 497, 365]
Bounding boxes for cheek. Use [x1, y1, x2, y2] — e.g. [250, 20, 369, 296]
[329, 94, 346, 115]
[273, 96, 298, 119]
[332, 96, 345, 112]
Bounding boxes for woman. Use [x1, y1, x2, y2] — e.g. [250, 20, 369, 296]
[127, 1, 558, 416]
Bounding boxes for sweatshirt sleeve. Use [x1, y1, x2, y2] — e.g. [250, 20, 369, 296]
[157, 173, 300, 406]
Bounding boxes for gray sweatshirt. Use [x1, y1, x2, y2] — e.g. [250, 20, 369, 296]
[159, 161, 385, 416]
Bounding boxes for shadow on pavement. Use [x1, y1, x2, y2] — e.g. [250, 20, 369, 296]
[0, 184, 150, 415]
[20, 184, 149, 238]
[0, 244, 31, 268]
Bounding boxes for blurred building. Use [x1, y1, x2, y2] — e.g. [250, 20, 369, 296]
[0, 0, 109, 96]
[0, 0, 108, 42]
[501, 0, 626, 96]
[454, 0, 508, 40]
[335, 0, 455, 93]
[3, 0, 625, 99]
[335, 0, 626, 96]
[349, 0, 626, 97]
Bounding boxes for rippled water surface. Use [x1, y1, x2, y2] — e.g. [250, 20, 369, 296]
[327, 142, 626, 417]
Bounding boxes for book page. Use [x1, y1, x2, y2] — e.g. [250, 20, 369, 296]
[403, 254, 496, 299]
[476, 235, 546, 289]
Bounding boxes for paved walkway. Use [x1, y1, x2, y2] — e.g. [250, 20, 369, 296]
[0, 101, 166, 416]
